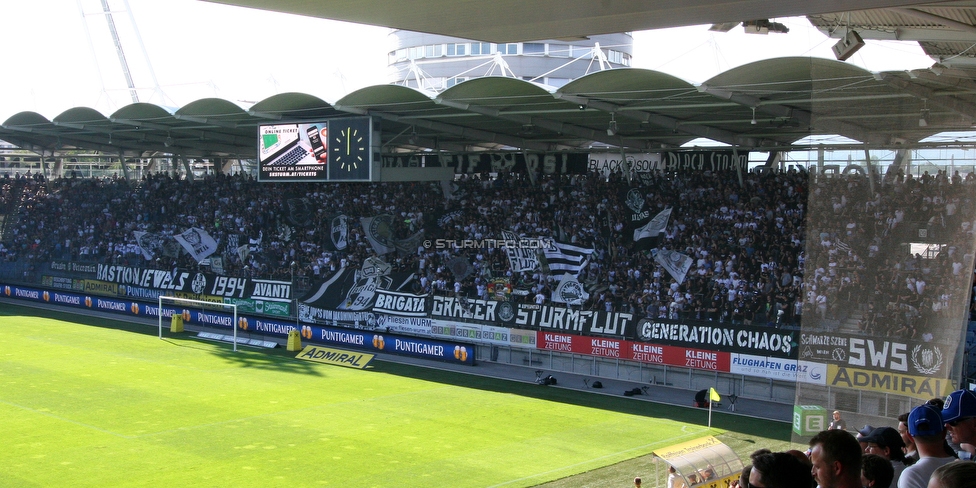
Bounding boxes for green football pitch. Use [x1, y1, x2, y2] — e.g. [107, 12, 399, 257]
[0, 304, 791, 487]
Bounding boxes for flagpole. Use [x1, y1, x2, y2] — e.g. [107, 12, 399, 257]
[708, 399, 713, 428]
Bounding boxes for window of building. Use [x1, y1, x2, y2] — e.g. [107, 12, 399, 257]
[447, 43, 467, 56]
[549, 44, 570, 57]
[497, 43, 518, 55]
[571, 45, 592, 59]
[523, 42, 545, 54]
[470, 42, 491, 55]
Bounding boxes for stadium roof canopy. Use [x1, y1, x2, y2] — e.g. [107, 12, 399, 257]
[3, 57, 974, 160]
[201, 0, 934, 44]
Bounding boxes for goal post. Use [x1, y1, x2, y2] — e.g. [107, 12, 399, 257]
[158, 296, 239, 352]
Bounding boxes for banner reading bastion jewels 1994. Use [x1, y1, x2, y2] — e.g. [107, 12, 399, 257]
[794, 166, 976, 441]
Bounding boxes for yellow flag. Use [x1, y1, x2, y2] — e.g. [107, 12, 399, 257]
[709, 387, 721, 402]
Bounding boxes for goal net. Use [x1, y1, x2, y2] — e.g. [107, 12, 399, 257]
[157, 296, 239, 352]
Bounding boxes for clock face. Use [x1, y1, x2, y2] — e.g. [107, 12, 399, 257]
[328, 117, 371, 180]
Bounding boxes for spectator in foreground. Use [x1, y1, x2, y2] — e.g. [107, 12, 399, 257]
[862, 426, 908, 488]
[898, 404, 954, 488]
[862, 453, 894, 488]
[810, 429, 863, 488]
[748, 451, 814, 488]
[943, 389, 976, 459]
[929, 461, 976, 488]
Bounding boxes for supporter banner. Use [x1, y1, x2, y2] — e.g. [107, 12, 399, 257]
[798, 331, 950, 377]
[588, 150, 749, 176]
[589, 154, 662, 178]
[430, 296, 518, 325]
[302, 268, 416, 312]
[49, 260, 98, 278]
[299, 303, 376, 329]
[372, 289, 429, 317]
[383, 152, 588, 175]
[635, 319, 796, 359]
[516, 304, 633, 337]
[826, 365, 954, 401]
[95, 264, 291, 302]
[729, 353, 797, 381]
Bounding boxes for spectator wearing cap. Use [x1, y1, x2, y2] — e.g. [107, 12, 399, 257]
[943, 389, 976, 459]
[862, 427, 908, 488]
[858, 425, 877, 451]
[898, 404, 954, 488]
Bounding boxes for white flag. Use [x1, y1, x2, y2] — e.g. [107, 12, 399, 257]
[173, 227, 218, 262]
[655, 248, 693, 285]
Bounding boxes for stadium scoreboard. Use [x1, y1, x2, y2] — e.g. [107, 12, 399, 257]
[257, 116, 375, 182]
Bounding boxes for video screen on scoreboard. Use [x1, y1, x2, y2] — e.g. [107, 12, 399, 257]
[257, 117, 372, 182]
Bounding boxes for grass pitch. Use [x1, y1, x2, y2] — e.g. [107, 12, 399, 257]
[0, 304, 791, 487]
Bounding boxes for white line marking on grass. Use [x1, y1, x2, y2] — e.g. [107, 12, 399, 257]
[0, 399, 134, 439]
[485, 428, 710, 488]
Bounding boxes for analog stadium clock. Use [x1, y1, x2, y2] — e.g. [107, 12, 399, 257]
[328, 117, 371, 180]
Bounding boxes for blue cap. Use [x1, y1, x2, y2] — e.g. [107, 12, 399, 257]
[942, 389, 976, 424]
[909, 404, 944, 437]
[856, 425, 874, 440]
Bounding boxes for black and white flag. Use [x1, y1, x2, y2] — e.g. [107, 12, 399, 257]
[325, 215, 349, 251]
[501, 230, 540, 272]
[133, 231, 164, 260]
[173, 227, 219, 262]
[654, 248, 693, 285]
[634, 207, 672, 250]
[552, 273, 589, 306]
[361, 214, 397, 255]
[542, 240, 593, 276]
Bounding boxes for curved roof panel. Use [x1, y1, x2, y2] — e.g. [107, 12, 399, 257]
[3, 56, 975, 159]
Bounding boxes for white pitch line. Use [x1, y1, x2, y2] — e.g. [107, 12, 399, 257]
[0, 398, 134, 439]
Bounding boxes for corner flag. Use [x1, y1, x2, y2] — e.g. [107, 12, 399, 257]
[709, 387, 721, 402]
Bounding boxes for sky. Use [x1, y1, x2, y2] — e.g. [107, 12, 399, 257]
[0, 0, 938, 122]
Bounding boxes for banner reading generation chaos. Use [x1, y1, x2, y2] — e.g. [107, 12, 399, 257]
[258, 117, 373, 182]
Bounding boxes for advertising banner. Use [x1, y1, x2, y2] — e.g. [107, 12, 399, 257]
[825, 364, 954, 401]
[729, 353, 798, 381]
[537, 331, 731, 371]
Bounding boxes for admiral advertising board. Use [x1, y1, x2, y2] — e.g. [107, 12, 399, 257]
[636, 319, 797, 359]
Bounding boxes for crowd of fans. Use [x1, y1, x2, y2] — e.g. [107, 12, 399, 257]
[0, 164, 973, 338]
[712, 389, 976, 488]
